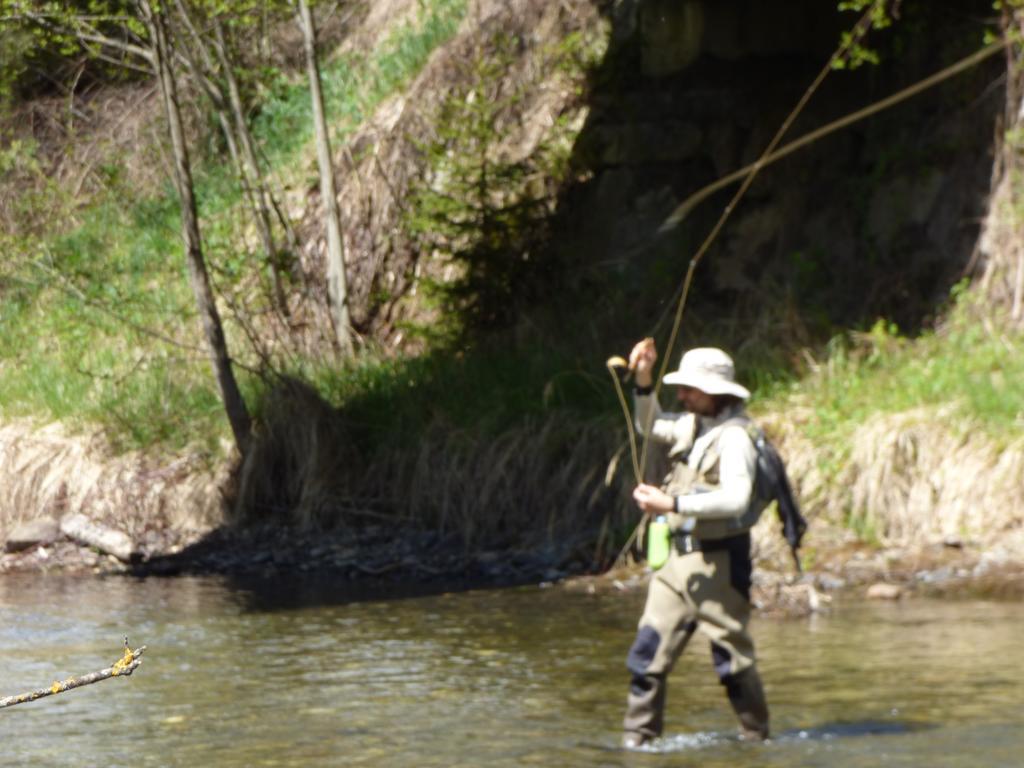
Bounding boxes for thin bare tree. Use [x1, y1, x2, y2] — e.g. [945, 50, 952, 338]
[296, 0, 354, 354]
[141, 0, 252, 451]
[169, 0, 291, 320]
[2, 1, 254, 452]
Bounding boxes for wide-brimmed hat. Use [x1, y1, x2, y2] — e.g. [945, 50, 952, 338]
[663, 347, 750, 400]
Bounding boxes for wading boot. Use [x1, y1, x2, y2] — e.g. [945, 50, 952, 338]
[622, 671, 666, 747]
[621, 732, 649, 750]
[724, 666, 770, 741]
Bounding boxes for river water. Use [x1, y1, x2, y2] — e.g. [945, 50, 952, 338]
[0, 572, 1021, 766]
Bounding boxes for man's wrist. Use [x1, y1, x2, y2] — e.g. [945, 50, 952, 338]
[634, 383, 653, 395]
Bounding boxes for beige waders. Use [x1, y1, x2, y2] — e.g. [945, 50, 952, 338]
[622, 532, 770, 742]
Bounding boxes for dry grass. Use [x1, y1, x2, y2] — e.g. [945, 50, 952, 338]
[843, 407, 1024, 546]
[760, 402, 1024, 553]
[0, 420, 226, 546]
[746, 409, 834, 569]
[232, 378, 365, 528]
[4, 381, 1021, 569]
[232, 374, 1024, 567]
[233, 378, 634, 562]
[1, 83, 175, 238]
[384, 415, 625, 552]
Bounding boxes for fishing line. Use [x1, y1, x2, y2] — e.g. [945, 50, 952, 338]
[606, 6, 877, 500]
[607, 7, 1008, 565]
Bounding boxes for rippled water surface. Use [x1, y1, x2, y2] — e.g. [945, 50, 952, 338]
[1, 572, 1022, 766]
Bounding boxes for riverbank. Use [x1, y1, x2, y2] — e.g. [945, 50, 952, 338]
[0, 519, 576, 585]
[4, 373, 1024, 611]
[4, 510, 1022, 612]
[565, 533, 1024, 610]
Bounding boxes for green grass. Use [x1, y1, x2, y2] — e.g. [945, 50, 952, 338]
[253, 0, 467, 166]
[0, 0, 468, 455]
[757, 294, 1024, 451]
[0, 165, 217, 449]
[278, 338, 615, 454]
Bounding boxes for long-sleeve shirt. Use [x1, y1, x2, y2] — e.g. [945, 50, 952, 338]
[635, 390, 761, 533]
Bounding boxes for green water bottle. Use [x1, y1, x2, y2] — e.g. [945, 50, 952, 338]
[647, 515, 670, 570]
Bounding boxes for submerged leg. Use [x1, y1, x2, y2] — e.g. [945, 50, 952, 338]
[622, 666, 667, 745]
[622, 575, 696, 746]
[695, 545, 768, 740]
[722, 664, 770, 740]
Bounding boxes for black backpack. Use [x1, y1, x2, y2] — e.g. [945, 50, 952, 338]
[725, 417, 808, 572]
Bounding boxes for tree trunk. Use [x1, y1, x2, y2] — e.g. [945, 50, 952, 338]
[296, 0, 354, 355]
[168, 7, 244, 180]
[977, 7, 1024, 326]
[141, 0, 252, 452]
[169, 0, 290, 320]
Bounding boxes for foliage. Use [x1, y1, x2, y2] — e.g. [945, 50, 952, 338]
[993, 0, 1024, 13]
[760, 289, 1024, 453]
[403, 31, 581, 337]
[0, 0, 469, 454]
[0, 139, 75, 235]
[253, 0, 465, 163]
[0, 21, 34, 106]
[832, 0, 898, 69]
[0, 1, 151, 96]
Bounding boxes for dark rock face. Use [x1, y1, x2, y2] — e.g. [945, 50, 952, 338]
[639, 0, 704, 76]
[565, 0, 1001, 341]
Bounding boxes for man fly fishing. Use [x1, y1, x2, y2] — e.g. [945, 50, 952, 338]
[620, 337, 771, 748]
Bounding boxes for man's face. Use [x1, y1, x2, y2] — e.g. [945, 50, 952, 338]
[676, 385, 716, 416]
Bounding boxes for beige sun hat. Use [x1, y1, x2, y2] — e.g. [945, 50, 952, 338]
[663, 347, 750, 400]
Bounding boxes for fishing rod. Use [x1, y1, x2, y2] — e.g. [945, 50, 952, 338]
[605, 13, 1010, 566]
[607, 4, 879, 494]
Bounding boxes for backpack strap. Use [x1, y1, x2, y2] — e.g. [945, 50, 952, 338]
[694, 416, 754, 484]
[721, 415, 760, 442]
[722, 416, 808, 573]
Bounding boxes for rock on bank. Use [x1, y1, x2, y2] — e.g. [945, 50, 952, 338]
[0, 421, 226, 567]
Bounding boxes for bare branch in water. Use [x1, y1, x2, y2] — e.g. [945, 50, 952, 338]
[0, 643, 147, 710]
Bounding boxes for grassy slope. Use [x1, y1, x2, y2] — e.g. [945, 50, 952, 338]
[0, 0, 468, 455]
[759, 298, 1024, 452]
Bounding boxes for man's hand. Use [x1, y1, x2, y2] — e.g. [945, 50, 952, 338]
[633, 483, 674, 514]
[628, 338, 657, 388]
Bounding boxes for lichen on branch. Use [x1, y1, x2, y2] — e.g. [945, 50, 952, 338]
[0, 641, 147, 710]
